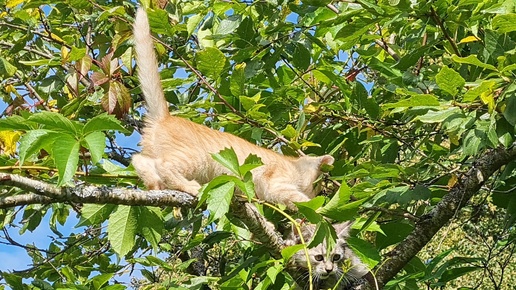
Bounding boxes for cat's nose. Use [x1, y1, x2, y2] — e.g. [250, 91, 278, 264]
[325, 266, 333, 273]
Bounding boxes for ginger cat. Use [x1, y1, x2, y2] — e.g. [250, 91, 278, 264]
[131, 8, 334, 209]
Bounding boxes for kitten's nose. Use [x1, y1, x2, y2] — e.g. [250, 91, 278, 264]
[325, 265, 333, 273]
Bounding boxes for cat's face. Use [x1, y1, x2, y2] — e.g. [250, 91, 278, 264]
[303, 239, 349, 281]
[286, 221, 369, 289]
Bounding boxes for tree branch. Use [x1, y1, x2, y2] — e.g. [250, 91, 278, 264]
[0, 172, 286, 254]
[371, 144, 516, 287]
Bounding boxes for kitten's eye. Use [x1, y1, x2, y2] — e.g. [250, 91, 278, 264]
[314, 255, 324, 261]
[332, 254, 341, 261]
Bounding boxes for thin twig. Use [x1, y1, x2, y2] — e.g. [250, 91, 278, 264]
[429, 6, 461, 57]
[415, 32, 428, 76]
[360, 206, 420, 221]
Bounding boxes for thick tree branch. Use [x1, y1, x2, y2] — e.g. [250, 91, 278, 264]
[231, 203, 284, 255]
[371, 144, 516, 287]
[0, 172, 285, 254]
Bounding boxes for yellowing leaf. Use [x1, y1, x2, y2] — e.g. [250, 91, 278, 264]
[6, 0, 24, 8]
[5, 84, 17, 94]
[447, 174, 458, 188]
[61, 46, 70, 62]
[459, 36, 480, 44]
[50, 33, 64, 43]
[480, 90, 495, 113]
[304, 104, 318, 113]
[47, 99, 58, 107]
[0, 131, 21, 156]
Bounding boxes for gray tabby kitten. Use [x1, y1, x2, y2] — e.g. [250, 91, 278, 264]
[285, 221, 369, 290]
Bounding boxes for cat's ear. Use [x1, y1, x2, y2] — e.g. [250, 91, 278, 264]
[285, 219, 302, 244]
[318, 155, 334, 168]
[334, 221, 353, 239]
[285, 219, 311, 244]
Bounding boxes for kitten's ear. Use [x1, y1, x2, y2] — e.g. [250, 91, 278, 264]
[286, 219, 312, 244]
[285, 219, 304, 243]
[334, 221, 353, 238]
[319, 155, 334, 167]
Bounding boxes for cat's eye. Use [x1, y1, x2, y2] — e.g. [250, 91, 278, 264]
[314, 255, 324, 261]
[332, 254, 341, 261]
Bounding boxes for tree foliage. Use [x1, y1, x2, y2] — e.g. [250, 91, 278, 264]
[1, 0, 516, 289]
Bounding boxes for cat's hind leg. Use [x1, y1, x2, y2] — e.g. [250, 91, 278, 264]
[159, 168, 202, 196]
[132, 154, 164, 190]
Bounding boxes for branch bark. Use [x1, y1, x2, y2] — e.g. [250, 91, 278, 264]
[370, 144, 516, 288]
[0, 172, 285, 254]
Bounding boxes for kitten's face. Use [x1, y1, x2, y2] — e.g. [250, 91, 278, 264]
[305, 239, 348, 281]
[286, 221, 369, 289]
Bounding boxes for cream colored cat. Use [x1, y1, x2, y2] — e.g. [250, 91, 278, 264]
[131, 8, 334, 209]
[286, 221, 369, 289]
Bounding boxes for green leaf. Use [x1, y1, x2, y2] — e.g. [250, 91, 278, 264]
[146, 8, 174, 35]
[346, 237, 381, 269]
[281, 244, 304, 261]
[83, 131, 106, 164]
[77, 204, 116, 226]
[503, 94, 516, 126]
[2, 272, 23, 289]
[416, 107, 462, 123]
[438, 266, 481, 283]
[211, 147, 240, 176]
[19, 59, 61, 66]
[32, 279, 53, 290]
[296, 196, 325, 223]
[196, 47, 227, 79]
[281, 124, 298, 139]
[308, 221, 336, 249]
[383, 94, 440, 109]
[138, 206, 163, 251]
[187, 14, 203, 36]
[90, 273, 114, 290]
[320, 198, 367, 221]
[0, 57, 17, 77]
[303, 0, 332, 6]
[291, 43, 311, 71]
[239, 154, 263, 177]
[108, 205, 138, 256]
[451, 55, 497, 71]
[83, 113, 129, 134]
[230, 62, 246, 97]
[29, 111, 79, 134]
[463, 80, 497, 102]
[435, 66, 465, 97]
[0, 115, 33, 131]
[463, 129, 484, 156]
[321, 183, 352, 212]
[492, 13, 516, 33]
[18, 129, 58, 164]
[266, 264, 283, 284]
[425, 248, 454, 275]
[206, 181, 235, 223]
[52, 135, 81, 186]
[203, 231, 232, 246]
[61, 266, 77, 282]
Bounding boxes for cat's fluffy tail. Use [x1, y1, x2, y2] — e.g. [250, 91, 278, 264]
[133, 8, 169, 121]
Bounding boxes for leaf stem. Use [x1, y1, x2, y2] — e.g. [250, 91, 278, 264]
[256, 200, 314, 290]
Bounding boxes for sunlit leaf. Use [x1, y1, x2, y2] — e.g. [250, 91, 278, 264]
[53, 135, 80, 186]
[435, 66, 465, 97]
[196, 47, 227, 79]
[108, 205, 138, 256]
